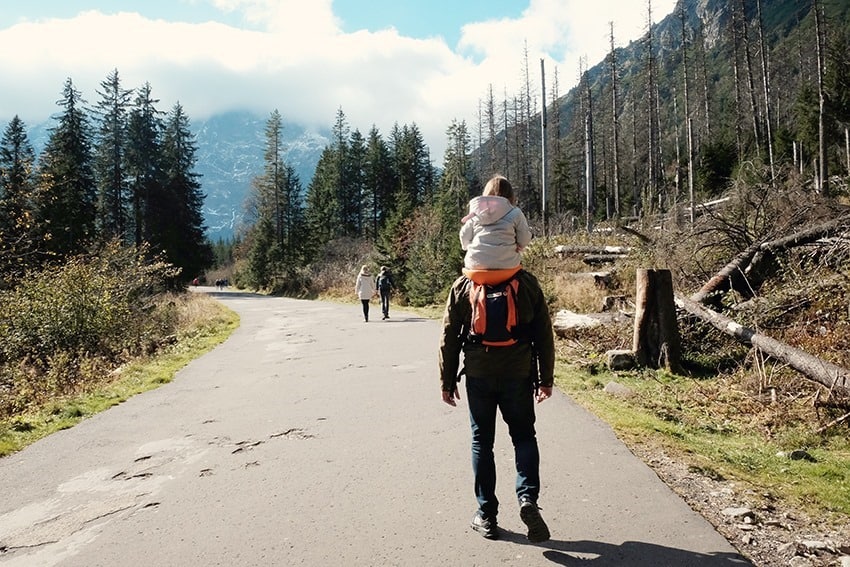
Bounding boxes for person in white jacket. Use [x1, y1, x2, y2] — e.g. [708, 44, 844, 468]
[460, 175, 532, 285]
[354, 265, 376, 322]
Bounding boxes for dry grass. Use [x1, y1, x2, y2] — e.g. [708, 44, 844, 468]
[538, 184, 850, 523]
[0, 292, 239, 456]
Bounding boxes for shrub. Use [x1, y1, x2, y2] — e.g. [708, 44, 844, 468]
[0, 242, 181, 415]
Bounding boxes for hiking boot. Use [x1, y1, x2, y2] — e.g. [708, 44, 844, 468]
[470, 511, 499, 539]
[519, 497, 550, 543]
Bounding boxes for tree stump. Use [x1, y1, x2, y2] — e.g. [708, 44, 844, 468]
[632, 268, 681, 372]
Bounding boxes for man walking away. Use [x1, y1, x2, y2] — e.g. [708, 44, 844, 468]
[376, 266, 394, 320]
[438, 267, 555, 543]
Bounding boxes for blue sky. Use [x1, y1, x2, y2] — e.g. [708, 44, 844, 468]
[0, 0, 676, 158]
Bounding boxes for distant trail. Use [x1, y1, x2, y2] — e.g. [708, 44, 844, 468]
[0, 290, 750, 566]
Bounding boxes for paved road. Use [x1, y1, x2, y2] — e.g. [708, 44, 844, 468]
[0, 290, 751, 566]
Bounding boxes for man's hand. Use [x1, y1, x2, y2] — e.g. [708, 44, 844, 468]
[536, 386, 552, 403]
[441, 388, 460, 407]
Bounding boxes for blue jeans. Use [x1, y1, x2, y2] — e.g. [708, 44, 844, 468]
[379, 289, 391, 317]
[465, 373, 539, 520]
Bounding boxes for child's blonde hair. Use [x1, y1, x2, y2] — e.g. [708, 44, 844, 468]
[482, 175, 515, 205]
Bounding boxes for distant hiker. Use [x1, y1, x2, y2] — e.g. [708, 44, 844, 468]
[354, 265, 376, 322]
[375, 266, 394, 320]
[440, 175, 554, 544]
[460, 174, 532, 286]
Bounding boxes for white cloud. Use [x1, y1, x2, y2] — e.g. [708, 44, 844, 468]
[0, 0, 675, 159]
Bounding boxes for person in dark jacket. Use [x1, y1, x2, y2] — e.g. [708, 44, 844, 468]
[375, 266, 394, 320]
[438, 268, 555, 543]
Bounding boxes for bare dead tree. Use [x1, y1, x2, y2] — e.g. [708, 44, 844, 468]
[550, 67, 563, 215]
[731, 0, 745, 159]
[540, 58, 548, 234]
[755, 0, 776, 181]
[503, 87, 510, 175]
[645, 0, 660, 214]
[583, 60, 596, 233]
[646, 0, 660, 215]
[676, 294, 850, 397]
[609, 22, 622, 219]
[697, 24, 712, 140]
[679, 5, 695, 224]
[632, 97, 641, 217]
[739, 0, 762, 157]
[486, 84, 497, 174]
[814, 0, 829, 195]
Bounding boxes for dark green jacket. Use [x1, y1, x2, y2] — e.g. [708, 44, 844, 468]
[438, 270, 555, 392]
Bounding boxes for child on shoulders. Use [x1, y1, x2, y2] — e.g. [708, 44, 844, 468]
[460, 175, 532, 285]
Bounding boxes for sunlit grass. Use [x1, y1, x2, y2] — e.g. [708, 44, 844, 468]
[555, 363, 850, 519]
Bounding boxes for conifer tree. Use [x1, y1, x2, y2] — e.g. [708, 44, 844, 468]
[93, 68, 133, 243]
[346, 128, 367, 237]
[0, 116, 38, 282]
[160, 102, 212, 282]
[246, 110, 306, 287]
[364, 126, 395, 239]
[125, 82, 164, 248]
[304, 148, 340, 257]
[35, 78, 97, 259]
[403, 120, 471, 305]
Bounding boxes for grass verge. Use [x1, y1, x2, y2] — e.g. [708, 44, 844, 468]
[0, 294, 239, 457]
[554, 362, 850, 522]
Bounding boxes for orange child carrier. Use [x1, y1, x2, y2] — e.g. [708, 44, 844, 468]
[467, 273, 521, 347]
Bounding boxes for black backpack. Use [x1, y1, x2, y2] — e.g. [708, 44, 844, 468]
[466, 274, 520, 347]
[377, 272, 392, 291]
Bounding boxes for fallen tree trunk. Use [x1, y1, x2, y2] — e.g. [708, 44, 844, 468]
[582, 254, 629, 265]
[690, 242, 762, 305]
[760, 214, 850, 253]
[746, 214, 850, 282]
[675, 293, 850, 397]
[691, 214, 850, 306]
[555, 245, 631, 256]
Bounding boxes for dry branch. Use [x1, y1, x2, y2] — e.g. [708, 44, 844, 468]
[760, 214, 850, 252]
[675, 293, 850, 397]
[690, 242, 762, 305]
[691, 214, 850, 306]
[815, 411, 850, 434]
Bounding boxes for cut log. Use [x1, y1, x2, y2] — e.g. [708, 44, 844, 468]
[582, 254, 629, 265]
[675, 293, 850, 396]
[633, 269, 681, 372]
[555, 245, 631, 256]
[616, 225, 652, 244]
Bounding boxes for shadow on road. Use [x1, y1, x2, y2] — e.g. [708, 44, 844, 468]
[205, 291, 264, 300]
[494, 532, 752, 566]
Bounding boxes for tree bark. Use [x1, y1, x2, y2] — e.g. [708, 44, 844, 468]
[814, 0, 829, 195]
[675, 294, 850, 397]
[633, 269, 682, 372]
[756, 0, 776, 181]
[610, 22, 622, 219]
[690, 242, 762, 305]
